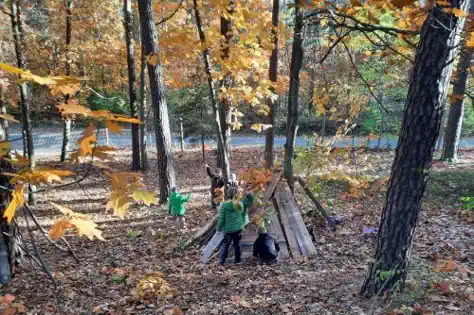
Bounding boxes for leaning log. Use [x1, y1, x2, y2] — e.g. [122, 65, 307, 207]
[294, 176, 337, 231]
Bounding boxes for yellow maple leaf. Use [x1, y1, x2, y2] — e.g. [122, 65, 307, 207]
[50, 203, 104, 241]
[107, 191, 131, 218]
[57, 103, 91, 116]
[109, 115, 142, 124]
[6, 152, 30, 167]
[49, 219, 74, 240]
[50, 83, 81, 96]
[132, 190, 158, 207]
[70, 218, 104, 241]
[0, 142, 11, 157]
[251, 123, 272, 133]
[4, 184, 24, 224]
[147, 53, 159, 66]
[0, 63, 24, 75]
[21, 168, 74, 184]
[0, 114, 19, 123]
[77, 124, 97, 156]
[106, 120, 123, 134]
[94, 146, 115, 161]
[136, 272, 174, 300]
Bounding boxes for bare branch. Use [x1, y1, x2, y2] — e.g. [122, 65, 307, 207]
[156, 0, 184, 25]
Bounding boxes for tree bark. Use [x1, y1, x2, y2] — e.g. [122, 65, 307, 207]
[60, 0, 73, 162]
[0, 88, 20, 285]
[138, 0, 176, 202]
[124, 0, 141, 170]
[139, 46, 149, 170]
[264, 0, 280, 169]
[284, 0, 304, 191]
[192, 0, 230, 181]
[441, 12, 474, 161]
[360, 1, 468, 297]
[216, 0, 234, 180]
[10, 0, 35, 205]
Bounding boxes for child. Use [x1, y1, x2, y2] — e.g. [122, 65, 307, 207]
[225, 173, 238, 200]
[253, 226, 280, 264]
[217, 186, 255, 266]
[168, 186, 191, 231]
[206, 164, 225, 208]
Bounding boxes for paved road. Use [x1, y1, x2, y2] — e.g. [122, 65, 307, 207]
[7, 129, 474, 154]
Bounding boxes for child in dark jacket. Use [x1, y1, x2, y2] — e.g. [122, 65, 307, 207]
[206, 164, 225, 208]
[253, 227, 280, 264]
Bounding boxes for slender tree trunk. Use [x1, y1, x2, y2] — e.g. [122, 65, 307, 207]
[11, 0, 35, 204]
[124, 0, 140, 170]
[284, 0, 304, 191]
[216, 0, 234, 179]
[139, 46, 149, 170]
[179, 118, 184, 155]
[201, 103, 205, 161]
[138, 0, 176, 202]
[60, 0, 73, 162]
[264, 0, 280, 169]
[360, 1, 468, 297]
[0, 87, 9, 142]
[192, 0, 230, 181]
[441, 12, 474, 161]
[436, 106, 447, 150]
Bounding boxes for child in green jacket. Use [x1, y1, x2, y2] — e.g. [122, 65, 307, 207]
[168, 186, 191, 231]
[217, 186, 255, 265]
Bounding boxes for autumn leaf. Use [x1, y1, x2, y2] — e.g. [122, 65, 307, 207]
[449, 94, 465, 103]
[3, 152, 29, 167]
[390, 0, 414, 9]
[106, 120, 123, 134]
[0, 114, 19, 123]
[251, 123, 272, 133]
[132, 190, 158, 207]
[136, 272, 174, 300]
[77, 124, 97, 156]
[0, 63, 24, 75]
[107, 191, 131, 218]
[147, 53, 159, 66]
[0, 142, 11, 157]
[50, 203, 104, 241]
[20, 167, 74, 184]
[4, 184, 24, 224]
[57, 103, 91, 116]
[49, 219, 73, 240]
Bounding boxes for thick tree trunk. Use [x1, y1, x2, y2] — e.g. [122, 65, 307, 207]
[284, 0, 304, 191]
[60, 0, 73, 162]
[139, 46, 149, 170]
[264, 0, 280, 169]
[441, 14, 474, 161]
[11, 0, 35, 205]
[360, 1, 467, 297]
[192, 0, 230, 181]
[138, 0, 176, 202]
[216, 0, 234, 180]
[124, 0, 141, 170]
[0, 90, 20, 285]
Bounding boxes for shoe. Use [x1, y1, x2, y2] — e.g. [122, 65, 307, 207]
[234, 261, 242, 265]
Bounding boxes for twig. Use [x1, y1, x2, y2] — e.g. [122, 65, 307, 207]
[340, 38, 389, 113]
[22, 207, 57, 287]
[24, 203, 80, 262]
[156, 0, 184, 25]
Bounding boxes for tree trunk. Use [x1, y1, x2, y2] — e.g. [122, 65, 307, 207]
[138, 0, 176, 202]
[441, 12, 474, 161]
[264, 0, 280, 170]
[60, 0, 73, 162]
[10, 0, 35, 204]
[201, 103, 205, 161]
[179, 118, 184, 155]
[0, 88, 21, 285]
[139, 46, 149, 170]
[192, 0, 230, 181]
[436, 106, 447, 151]
[360, 1, 468, 297]
[124, 0, 141, 170]
[284, 0, 304, 191]
[216, 0, 234, 180]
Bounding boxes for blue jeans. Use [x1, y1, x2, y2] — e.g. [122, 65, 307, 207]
[219, 230, 242, 265]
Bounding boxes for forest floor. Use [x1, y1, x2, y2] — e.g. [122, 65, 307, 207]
[2, 147, 473, 315]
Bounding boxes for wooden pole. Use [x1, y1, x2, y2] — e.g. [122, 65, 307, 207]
[294, 176, 337, 231]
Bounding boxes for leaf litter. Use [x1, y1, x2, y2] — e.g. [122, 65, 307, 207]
[2, 147, 473, 314]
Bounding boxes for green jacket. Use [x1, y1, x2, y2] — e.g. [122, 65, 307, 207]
[217, 194, 255, 233]
[168, 192, 191, 216]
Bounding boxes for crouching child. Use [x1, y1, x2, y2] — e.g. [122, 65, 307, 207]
[253, 227, 280, 264]
[168, 186, 191, 231]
